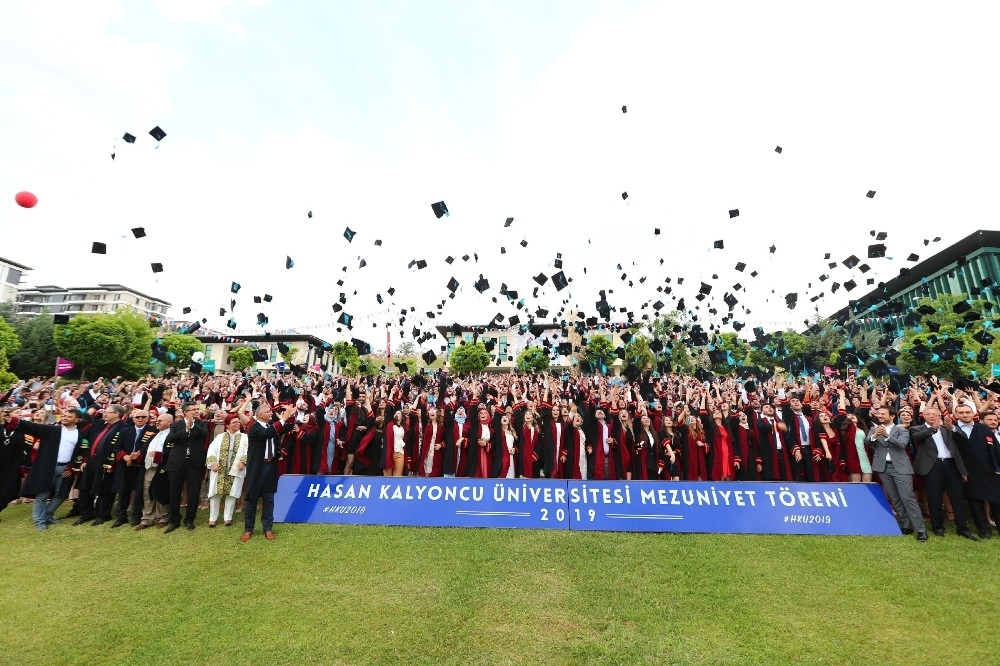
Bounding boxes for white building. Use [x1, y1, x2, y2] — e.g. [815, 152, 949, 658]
[0, 257, 32, 304]
[15, 283, 171, 318]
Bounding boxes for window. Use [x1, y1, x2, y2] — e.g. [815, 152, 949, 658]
[6, 269, 21, 284]
[204, 345, 213, 359]
[463, 333, 473, 344]
[269, 345, 278, 362]
[447, 333, 456, 355]
[114, 294, 120, 301]
[499, 337, 508, 356]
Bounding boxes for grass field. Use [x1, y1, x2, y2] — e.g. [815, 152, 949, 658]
[0, 504, 997, 666]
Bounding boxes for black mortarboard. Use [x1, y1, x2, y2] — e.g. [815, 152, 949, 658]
[505, 217, 514, 227]
[416, 259, 427, 270]
[285, 256, 294, 269]
[974, 330, 995, 345]
[520, 240, 528, 248]
[422, 350, 437, 365]
[844, 280, 857, 292]
[218, 307, 226, 317]
[734, 262, 746, 272]
[344, 227, 356, 242]
[307, 210, 313, 219]
[131, 227, 146, 239]
[227, 318, 237, 330]
[622, 105, 627, 113]
[189, 361, 202, 374]
[868, 244, 886, 258]
[150, 262, 163, 273]
[508, 315, 520, 326]
[554, 258, 563, 269]
[474, 276, 490, 293]
[277, 342, 290, 355]
[358, 259, 367, 269]
[256, 312, 268, 326]
[92, 241, 107, 254]
[53, 314, 70, 325]
[713, 240, 724, 249]
[654, 228, 660, 235]
[462, 254, 470, 262]
[785, 293, 798, 309]
[338, 312, 353, 328]
[907, 253, 919, 262]
[351, 338, 371, 356]
[728, 209, 739, 218]
[445, 256, 455, 264]
[149, 126, 166, 141]
[551, 271, 568, 291]
[775, 146, 782, 154]
[699, 282, 712, 295]
[873, 231, 887, 241]
[447, 277, 459, 293]
[431, 201, 449, 218]
[769, 245, 776, 254]
[252, 348, 268, 363]
[231, 282, 241, 294]
[866, 190, 875, 198]
[953, 300, 972, 314]
[122, 132, 136, 143]
[842, 255, 860, 269]
[182, 307, 191, 314]
[253, 296, 261, 304]
[621, 192, 628, 200]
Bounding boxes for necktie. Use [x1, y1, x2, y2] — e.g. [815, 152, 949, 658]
[799, 416, 808, 445]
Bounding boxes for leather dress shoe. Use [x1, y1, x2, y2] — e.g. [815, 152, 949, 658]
[240, 531, 252, 542]
[185, 522, 195, 531]
[916, 531, 929, 542]
[129, 520, 140, 527]
[264, 531, 276, 541]
[163, 523, 180, 534]
[901, 527, 914, 535]
[957, 530, 979, 541]
[932, 528, 946, 537]
[978, 530, 992, 540]
[72, 517, 91, 526]
[91, 518, 107, 527]
[111, 519, 127, 529]
[134, 524, 149, 531]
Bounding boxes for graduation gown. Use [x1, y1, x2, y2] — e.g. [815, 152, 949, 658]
[519, 426, 541, 478]
[756, 417, 794, 482]
[631, 428, 660, 481]
[953, 423, 1000, 503]
[538, 401, 564, 479]
[80, 420, 130, 496]
[560, 426, 590, 480]
[491, 428, 518, 479]
[591, 420, 627, 481]
[418, 421, 445, 477]
[463, 420, 492, 479]
[5, 418, 85, 498]
[1, 422, 33, 504]
[729, 422, 758, 481]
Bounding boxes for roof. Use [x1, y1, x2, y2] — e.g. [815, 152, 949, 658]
[826, 229, 1000, 320]
[0, 257, 33, 271]
[18, 283, 171, 305]
[194, 332, 333, 348]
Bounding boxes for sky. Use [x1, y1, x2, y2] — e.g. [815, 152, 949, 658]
[2, 0, 999, 353]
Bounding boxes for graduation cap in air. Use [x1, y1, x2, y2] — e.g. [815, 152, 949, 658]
[431, 201, 449, 218]
[149, 126, 166, 142]
[875, 231, 888, 241]
[252, 296, 261, 304]
[92, 242, 106, 254]
[621, 192, 628, 200]
[122, 132, 136, 144]
[416, 259, 427, 270]
[535, 308, 549, 318]
[474, 275, 490, 293]
[182, 307, 192, 314]
[285, 256, 294, 269]
[866, 190, 876, 198]
[54, 314, 70, 325]
[422, 350, 437, 365]
[977, 348, 990, 365]
[351, 338, 371, 356]
[953, 300, 972, 314]
[256, 313, 268, 326]
[504, 217, 514, 227]
[699, 282, 713, 295]
[621, 105, 627, 113]
[344, 227, 356, 242]
[307, 211, 313, 219]
[226, 318, 237, 330]
[974, 329, 995, 345]
[188, 360, 203, 374]
[769, 245, 776, 254]
[842, 255, 861, 269]
[551, 271, 568, 291]
[713, 239, 724, 249]
[252, 348, 268, 363]
[775, 145, 782, 154]
[785, 293, 798, 309]
[131, 227, 146, 239]
[462, 254, 470, 262]
[868, 244, 886, 258]
[150, 263, 163, 273]
[446, 277, 459, 293]
[338, 312, 353, 328]
[735, 262, 746, 272]
[907, 253, 919, 262]
[728, 209, 739, 219]
[445, 256, 455, 264]
[150, 340, 167, 362]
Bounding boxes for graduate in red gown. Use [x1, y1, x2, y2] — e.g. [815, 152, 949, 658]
[462, 405, 492, 478]
[560, 413, 589, 480]
[491, 412, 518, 478]
[683, 417, 709, 481]
[418, 406, 445, 477]
[631, 414, 661, 481]
[813, 411, 842, 482]
[610, 410, 635, 480]
[707, 408, 735, 481]
[519, 411, 541, 478]
[755, 404, 794, 482]
[590, 406, 628, 480]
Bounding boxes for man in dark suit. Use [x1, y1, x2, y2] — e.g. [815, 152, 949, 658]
[910, 407, 976, 539]
[164, 403, 208, 532]
[74, 404, 130, 526]
[238, 400, 296, 542]
[111, 409, 157, 528]
[952, 405, 1000, 539]
[869, 406, 927, 541]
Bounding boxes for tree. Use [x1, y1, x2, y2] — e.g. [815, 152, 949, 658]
[670, 341, 694, 374]
[281, 345, 300, 365]
[624, 335, 655, 370]
[8, 313, 57, 379]
[897, 293, 998, 378]
[358, 357, 380, 377]
[53, 308, 155, 379]
[395, 340, 416, 356]
[161, 334, 205, 365]
[332, 341, 361, 376]
[0, 348, 17, 390]
[228, 347, 256, 372]
[517, 345, 551, 373]
[581, 334, 616, 370]
[449, 341, 490, 374]
[0, 318, 21, 389]
[707, 332, 748, 375]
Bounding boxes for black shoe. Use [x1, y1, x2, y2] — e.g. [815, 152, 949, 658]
[62, 508, 80, 519]
[979, 530, 993, 540]
[110, 519, 127, 529]
[163, 524, 179, 534]
[932, 528, 946, 537]
[91, 518, 108, 526]
[129, 520, 140, 527]
[916, 531, 928, 542]
[185, 522, 195, 531]
[901, 527, 914, 535]
[958, 531, 980, 541]
[72, 517, 91, 526]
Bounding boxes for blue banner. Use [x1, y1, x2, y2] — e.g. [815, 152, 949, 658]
[274, 476, 569, 530]
[566, 481, 900, 536]
[274, 476, 901, 536]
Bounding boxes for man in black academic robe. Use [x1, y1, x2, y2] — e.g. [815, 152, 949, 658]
[164, 403, 209, 532]
[953, 406, 1000, 539]
[74, 405, 130, 525]
[239, 401, 296, 541]
[0, 412, 32, 515]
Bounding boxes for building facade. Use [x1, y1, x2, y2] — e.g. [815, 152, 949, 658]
[194, 334, 336, 375]
[0, 257, 32, 304]
[15, 284, 171, 319]
[826, 229, 1000, 332]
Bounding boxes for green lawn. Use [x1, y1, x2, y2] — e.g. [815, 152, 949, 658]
[0, 504, 996, 666]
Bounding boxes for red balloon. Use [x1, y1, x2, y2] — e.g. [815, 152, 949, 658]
[15, 191, 37, 208]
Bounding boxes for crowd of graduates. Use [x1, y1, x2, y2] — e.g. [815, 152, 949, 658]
[1, 366, 998, 540]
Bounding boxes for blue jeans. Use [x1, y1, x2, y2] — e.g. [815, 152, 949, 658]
[33, 463, 67, 527]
